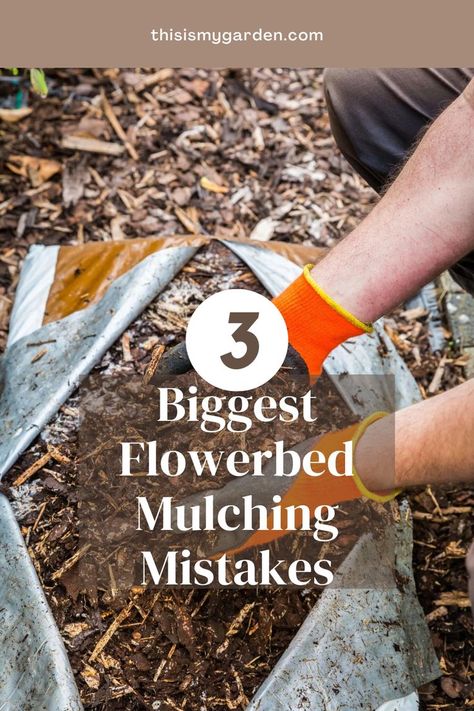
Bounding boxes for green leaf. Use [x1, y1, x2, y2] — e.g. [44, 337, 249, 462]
[30, 68, 48, 97]
[9, 68, 19, 76]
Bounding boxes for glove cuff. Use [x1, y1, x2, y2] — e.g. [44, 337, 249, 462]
[352, 411, 402, 503]
[273, 265, 372, 376]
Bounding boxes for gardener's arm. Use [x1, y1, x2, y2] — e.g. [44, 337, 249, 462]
[312, 80, 474, 321]
[272, 78, 474, 500]
[357, 378, 474, 613]
[275, 80, 474, 377]
[356, 378, 474, 491]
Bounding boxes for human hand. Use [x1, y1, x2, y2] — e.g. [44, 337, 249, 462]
[165, 413, 399, 558]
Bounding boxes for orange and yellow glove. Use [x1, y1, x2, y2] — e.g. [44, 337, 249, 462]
[273, 264, 373, 379]
[221, 412, 401, 557]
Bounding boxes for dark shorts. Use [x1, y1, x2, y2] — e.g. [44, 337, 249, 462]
[323, 68, 474, 296]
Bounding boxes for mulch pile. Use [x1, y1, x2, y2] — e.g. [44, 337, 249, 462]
[0, 68, 472, 709]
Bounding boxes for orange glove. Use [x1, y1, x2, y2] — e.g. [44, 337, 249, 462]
[223, 412, 401, 557]
[273, 264, 373, 378]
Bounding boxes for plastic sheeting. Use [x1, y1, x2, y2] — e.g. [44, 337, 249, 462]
[246, 503, 438, 711]
[7, 244, 60, 347]
[0, 242, 201, 479]
[0, 236, 439, 711]
[405, 282, 445, 355]
[1, 242, 202, 711]
[0, 494, 82, 711]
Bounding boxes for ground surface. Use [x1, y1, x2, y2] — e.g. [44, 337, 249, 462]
[0, 68, 472, 709]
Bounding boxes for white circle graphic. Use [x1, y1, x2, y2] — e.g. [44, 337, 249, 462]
[185, 289, 288, 391]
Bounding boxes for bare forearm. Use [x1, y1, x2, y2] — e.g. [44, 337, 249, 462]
[312, 81, 474, 323]
[356, 379, 474, 491]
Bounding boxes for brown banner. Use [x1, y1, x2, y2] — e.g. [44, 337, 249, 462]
[1, 0, 474, 67]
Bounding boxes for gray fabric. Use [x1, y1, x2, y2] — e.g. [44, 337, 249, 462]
[324, 68, 474, 296]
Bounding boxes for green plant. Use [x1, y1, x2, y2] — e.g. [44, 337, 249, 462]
[7, 68, 48, 97]
[29, 69, 48, 97]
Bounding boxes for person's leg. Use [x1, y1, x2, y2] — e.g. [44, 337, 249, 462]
[323, 68, 474, 294]
[324, 68, 474, 191]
